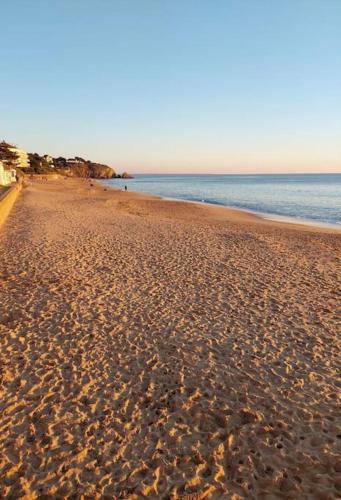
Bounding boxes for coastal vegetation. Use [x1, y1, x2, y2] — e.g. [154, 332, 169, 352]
[1, 141, 133, 179]
[29, 154, 117, 179]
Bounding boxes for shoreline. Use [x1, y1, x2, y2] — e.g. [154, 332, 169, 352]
[162, 195, 341, 231]
[102, 179, 341, 233]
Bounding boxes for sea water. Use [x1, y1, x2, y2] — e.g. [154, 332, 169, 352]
[104, 174, 341, 228]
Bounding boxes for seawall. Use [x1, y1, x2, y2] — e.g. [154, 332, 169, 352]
[0, 182, 22, 229]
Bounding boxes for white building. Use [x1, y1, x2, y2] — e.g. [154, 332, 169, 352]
[67, 158, 83, 164]
[43, 155, 54, 164]
[0, 161, 16, 186]
[8, 146, 30, 168]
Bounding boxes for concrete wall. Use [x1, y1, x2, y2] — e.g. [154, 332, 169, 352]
[0, 182, 22, 230]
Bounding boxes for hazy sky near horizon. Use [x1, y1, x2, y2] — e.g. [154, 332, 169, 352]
[1, 0, 340, 174]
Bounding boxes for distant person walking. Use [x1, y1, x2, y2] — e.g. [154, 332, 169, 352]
[124, 185, 127, 192]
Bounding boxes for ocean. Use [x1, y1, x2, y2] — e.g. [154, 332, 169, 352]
[104, 173, 341, 228]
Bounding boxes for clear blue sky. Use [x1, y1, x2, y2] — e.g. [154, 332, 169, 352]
[1, 0, 340, 173]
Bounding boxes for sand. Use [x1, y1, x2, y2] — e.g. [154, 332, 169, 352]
[0, 177, 340, 499]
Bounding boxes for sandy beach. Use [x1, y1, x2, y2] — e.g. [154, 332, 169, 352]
[0, 177, 340, 499]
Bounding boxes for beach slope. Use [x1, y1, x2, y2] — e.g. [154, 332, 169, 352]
[0, 178, 340, 498]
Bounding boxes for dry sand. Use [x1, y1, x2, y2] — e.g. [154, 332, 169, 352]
[0, 177, 340, 499]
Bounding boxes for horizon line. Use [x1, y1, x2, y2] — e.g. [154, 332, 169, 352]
[126, 171, 341, 176]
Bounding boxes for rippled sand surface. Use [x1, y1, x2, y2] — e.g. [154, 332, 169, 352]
[0, 178, 340, 498]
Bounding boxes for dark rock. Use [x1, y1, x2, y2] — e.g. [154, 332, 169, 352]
[121, 171, 134, 179]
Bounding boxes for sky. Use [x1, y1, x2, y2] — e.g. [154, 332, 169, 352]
[0, 0, 340, 174]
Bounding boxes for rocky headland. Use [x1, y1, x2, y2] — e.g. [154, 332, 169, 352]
[28, 152, 133, 179]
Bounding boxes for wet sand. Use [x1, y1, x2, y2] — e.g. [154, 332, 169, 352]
[0, 177, 340, 498]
